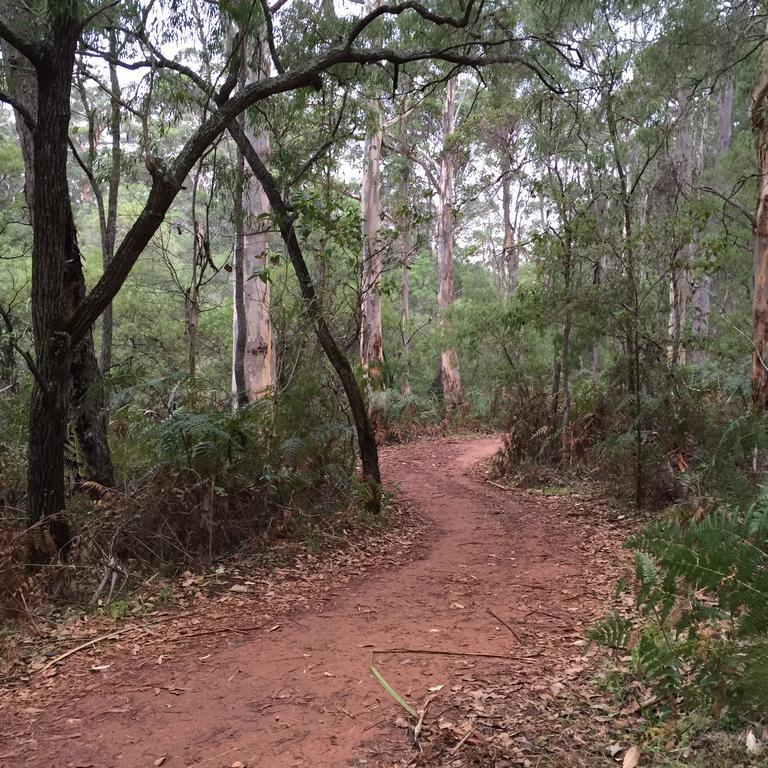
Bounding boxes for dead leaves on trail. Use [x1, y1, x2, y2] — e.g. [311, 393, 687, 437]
[360, 482, 638, 768]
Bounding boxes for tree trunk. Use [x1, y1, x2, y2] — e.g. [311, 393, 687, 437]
[607, 97, 643, 506]
[501, 155, 519, 297]
[186, 215, 205, 390]
[228, 122, 381, 511]
[560, 232, 573, 465]
[691, 79, 733, 364]
[437, 75, 461, 410]
[360, 34, 384, 392]
[232, 143, 248, 406]
[2, 9, 114, 498]
[398, 101, 412, 396]
[26, 13, 82, 553]
[667, 88, 694, 366]
[99, 28, 121, 375]
[232, 33, 275, 404]
[752, 48, 768, 410]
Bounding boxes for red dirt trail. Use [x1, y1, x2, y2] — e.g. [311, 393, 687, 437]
[1, 437, 621, 767]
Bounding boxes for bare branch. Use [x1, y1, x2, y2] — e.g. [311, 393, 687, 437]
[0, 302, 48, 393]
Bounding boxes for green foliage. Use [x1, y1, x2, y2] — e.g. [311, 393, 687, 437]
[592, 493, 768, 717]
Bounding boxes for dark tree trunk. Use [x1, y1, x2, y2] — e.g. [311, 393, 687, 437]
[27, 15, 82, 554]
[3, 6, 113, 499]
[66, 234, 114, 487]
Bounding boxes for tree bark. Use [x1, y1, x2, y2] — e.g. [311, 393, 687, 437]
[501, 154, 519, 297]
[560, 231, 573, 465]
[691, 79, 733, 364]
[398, 107, 413, 396]
[667, 88, 695, 366]
[360, 29, 384, 392]
[186, 165, 206, 391]
[232, 33, 275, 403]
[25, 10, 82, 554]
[3, 7, 114, 509]
[752, 45, 768, 410]
[99, 28, 121, 375]
[437, 75, 461, 410]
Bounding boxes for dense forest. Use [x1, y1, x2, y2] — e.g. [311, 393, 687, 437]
[2, 0, 768, 765]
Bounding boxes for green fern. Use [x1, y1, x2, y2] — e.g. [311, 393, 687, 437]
[601, 489, 768, 716]
[588, 611, 632, 650]
[280, 436, 304, 466]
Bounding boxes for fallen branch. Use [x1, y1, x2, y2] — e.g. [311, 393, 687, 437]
[413, 692, 439, 747]
[40, 628, 133, 673]
[176, 624, 264, 639]
[373, 648, 540, 661]
[485, 479, 513, 491]
[449, 726, 476, 755]
[487, 608, 523, 642]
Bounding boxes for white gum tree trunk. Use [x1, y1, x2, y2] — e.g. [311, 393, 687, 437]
[437, 75, 461, 409]
[232, 34, 275, 403]
[360, 97, 384, 381]
[691, 79, 733, 364]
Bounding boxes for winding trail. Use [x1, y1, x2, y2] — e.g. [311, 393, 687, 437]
[3, 437, 622, 767]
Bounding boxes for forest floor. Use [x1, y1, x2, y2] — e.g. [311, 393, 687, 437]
[0, 437, 644, 768]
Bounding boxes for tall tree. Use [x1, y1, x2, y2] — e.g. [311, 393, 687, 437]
[232, 31, 275, 404]
[690, 79, 734, 364]
[359, 0, 384, 393]
[1, 4, 114, 503]
[752, 38, 768, 410]
[437, 75, 461, 409]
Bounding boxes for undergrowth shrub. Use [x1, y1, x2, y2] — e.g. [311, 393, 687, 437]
[77, 399, 362, 567]
[590, 490, 768, 719]
[376, 388, 441, 442]
[492, 366, 762, 508]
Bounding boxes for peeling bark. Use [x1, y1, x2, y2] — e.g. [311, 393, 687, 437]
[360, 1, 384, 392]
[232, 32, 275, 404]
[752, 44, 768, 410]
[501, 154, 519, 297]
[437, 75, 461, 410]
[360, 104, 384, 377]
[228, 121, 382, 512]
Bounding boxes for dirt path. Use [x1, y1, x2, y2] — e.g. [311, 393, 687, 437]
[2, 438, 625, 767]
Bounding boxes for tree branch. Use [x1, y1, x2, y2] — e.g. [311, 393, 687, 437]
[0, 18, 42, 64]
[258, 0, 284, 74]
[699, 185, 756, 227]
[0, 302, 48, 393]
[0, 88, 34, 130]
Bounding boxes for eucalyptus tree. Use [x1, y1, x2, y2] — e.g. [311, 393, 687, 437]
[359, 0, 385, 393]
[232, 28, 276, 405]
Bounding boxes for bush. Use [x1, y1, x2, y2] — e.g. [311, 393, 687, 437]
[590, 490, 768, 718]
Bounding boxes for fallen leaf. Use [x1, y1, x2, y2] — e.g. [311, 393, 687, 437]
[622, 745, 641, 768]
[229, 584, 249, 593]
[608, 743, 624, 758]
[428, 684, 444, 692]
[746, 730, 762, 754]
[153, 757, 166, 767]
